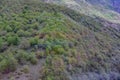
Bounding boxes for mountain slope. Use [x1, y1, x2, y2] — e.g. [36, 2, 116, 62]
[86, 0, 120, 13]
[0, 0, 120, 80]
[43, 0, 120, 24]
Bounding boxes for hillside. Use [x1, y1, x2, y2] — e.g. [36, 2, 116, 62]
[0, 0, 120, 80]
[86, 0, 120, 13]
[43, 0, 120, 24]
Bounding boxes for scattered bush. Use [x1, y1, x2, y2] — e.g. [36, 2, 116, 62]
[21, 65, 29, 73]
[17, 29, 31, 37]
[7, 35, 20, 45]
[52, 45, 65, 54]
[19, 39, 30, 49]
[29, 53, 38, 65]
[0, 38, 3, 48]
[29, 37, 39, 46]
[36, 51, 45, 59]
[0, 1, 119, 80]
[15, 51, 38, 65]
[0, 54, 18, 73]
[40, 56, 69, 80]
[5, 26, 13, 32]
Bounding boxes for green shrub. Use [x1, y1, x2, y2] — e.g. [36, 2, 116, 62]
[29, 22, 39, 30]
[15, 51, 29, 64]
[0, 54, 18, 73]
[28, 53, 38, 65]
[41, 56, 68, 80]
[29, 37, 39, 46]
[0, 38, 3, 48]
[7, 35, 20, 45]
[5, 26, 13, 32]
[30, 56, 38, 65]
[36, 51, 45, 59]
[52, 45, 65, 54]
[15, 51, 38, 65]
[17, 29, 25, 37]
[17, 29, 31, 37]
[21, 65, 29, 73]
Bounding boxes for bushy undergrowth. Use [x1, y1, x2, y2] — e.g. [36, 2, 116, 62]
[0, 0, 120, 80]
[0, 54, 18, 73]
[0, 2, 72, 75]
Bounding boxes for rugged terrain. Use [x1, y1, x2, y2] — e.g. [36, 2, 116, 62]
[43, 0, 120, 24]
[0, 0, 120, 80]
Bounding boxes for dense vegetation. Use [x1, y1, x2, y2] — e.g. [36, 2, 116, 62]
[0, 0, 120, 80]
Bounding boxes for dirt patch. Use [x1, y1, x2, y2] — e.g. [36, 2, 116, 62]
[1, 59, 45, 80]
